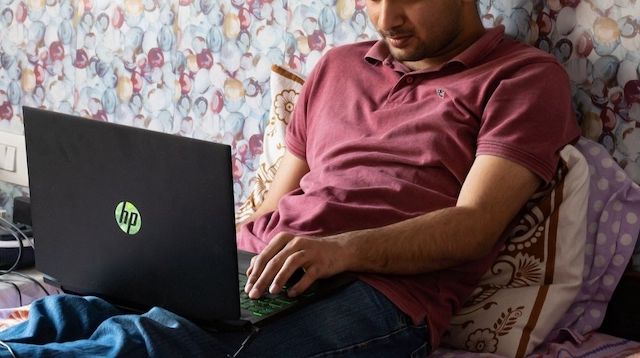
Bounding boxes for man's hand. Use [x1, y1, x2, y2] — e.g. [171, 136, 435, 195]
[243, 155, 541, 299]
[244, 232, 347, 299]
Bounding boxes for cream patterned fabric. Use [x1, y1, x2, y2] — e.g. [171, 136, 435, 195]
[442, 145, 589, 357]
[235, 65, 304, 223]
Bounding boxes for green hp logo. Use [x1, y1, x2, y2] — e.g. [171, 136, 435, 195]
[115, 201, 142, 235]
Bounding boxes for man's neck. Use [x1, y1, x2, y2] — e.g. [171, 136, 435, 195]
[402, 25, 486, 72]
[402, 4, 486, 72]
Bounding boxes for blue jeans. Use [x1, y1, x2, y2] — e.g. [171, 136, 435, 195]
[0, 281, 430, 357]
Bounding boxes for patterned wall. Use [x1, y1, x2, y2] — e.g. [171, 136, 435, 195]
[0, 0, 380, 212]
[0, 0, 639, 216]
[479, 0, 640, 179]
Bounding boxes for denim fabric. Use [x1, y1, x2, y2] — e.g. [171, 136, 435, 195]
[0, 281, 429, 357]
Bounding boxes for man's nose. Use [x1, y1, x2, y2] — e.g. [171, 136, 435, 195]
[377, 0, 404, 33]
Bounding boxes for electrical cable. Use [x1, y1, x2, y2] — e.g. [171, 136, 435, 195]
[0, 224, 23, 275]
[0, 216, 46, 358]
[228, 326, 260, 358]
[0, 340, 16, 358]
[5, 272, 50, 297]
[0, 216, 50, 298]
[0, 340, 17, 358]
[0, 216, 34, 249]
[0, 280, 22, 306]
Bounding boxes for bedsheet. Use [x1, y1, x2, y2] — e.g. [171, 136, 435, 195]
[0, 306, 28, 332]
[0, 295, 225, 357]
[0, 298, 637, 357]
[433, 332, 640, 357]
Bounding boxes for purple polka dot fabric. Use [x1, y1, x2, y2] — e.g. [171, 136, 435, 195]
[433, 138, 640, 357]
[546, 138, 640, 342]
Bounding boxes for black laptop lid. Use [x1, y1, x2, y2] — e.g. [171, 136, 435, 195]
[23, 106, 240, 324]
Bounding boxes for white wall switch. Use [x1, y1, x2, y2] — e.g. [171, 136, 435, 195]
[0, 131, 28, 187]
[0, 143, 17, 172]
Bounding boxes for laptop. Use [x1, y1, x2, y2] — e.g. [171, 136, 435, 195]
[22, 106, 353, 328]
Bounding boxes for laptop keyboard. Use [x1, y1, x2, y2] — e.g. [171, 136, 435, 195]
[238, 275, 301, 317]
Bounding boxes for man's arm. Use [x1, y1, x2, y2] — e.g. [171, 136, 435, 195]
[245, 154, 541, 298]
[236, 150, 310, 230]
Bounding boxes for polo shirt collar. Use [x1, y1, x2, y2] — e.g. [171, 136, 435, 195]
[364, 26, 506, 72]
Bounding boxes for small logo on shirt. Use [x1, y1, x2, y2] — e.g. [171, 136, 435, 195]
[435, 88, 446, 99]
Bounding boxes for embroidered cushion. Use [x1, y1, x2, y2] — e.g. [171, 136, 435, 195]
[442, 145, 589, 357]
[235, 65, 305, 223]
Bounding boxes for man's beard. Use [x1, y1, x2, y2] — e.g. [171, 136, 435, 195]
[383, 36, 431, 62]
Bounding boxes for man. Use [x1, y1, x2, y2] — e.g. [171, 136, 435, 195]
[0, 0, 579, 356]
[235, 0, 580, 355]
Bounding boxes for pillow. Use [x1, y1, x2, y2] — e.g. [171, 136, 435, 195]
[546, 138, 640, 342]
[441, 145, 589, 357]
[235, 65, 305, 223]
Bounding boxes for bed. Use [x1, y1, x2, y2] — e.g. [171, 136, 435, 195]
[0, 0, 639, 356]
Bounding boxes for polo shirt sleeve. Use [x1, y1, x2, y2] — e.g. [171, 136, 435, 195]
[477, 61, 581, 182]
[285, 59, 325, 161]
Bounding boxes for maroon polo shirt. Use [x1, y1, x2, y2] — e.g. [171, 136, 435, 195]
[238, 26, 580, 348]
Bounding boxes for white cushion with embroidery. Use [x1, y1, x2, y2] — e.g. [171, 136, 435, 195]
[442, 145, 589, 357]
[235, 65, 305, 223]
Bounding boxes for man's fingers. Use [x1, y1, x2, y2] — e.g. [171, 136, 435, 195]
[248, 239, 297, 299]
[245, 233, 292, 290]
[287, 269, 317, 298]
[269, 251, 307, 295]
[244, 234, 335, 299]
[248, 259, 281, 299]
[244, 256, 258, 293]
[246, 255, 256, 276]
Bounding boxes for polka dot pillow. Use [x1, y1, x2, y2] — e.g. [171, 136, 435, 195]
[545, 138, 640, 342]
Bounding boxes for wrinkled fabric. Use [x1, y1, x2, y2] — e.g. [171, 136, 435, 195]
[0, 295, 219, 357]
[0, 281, 429, 357]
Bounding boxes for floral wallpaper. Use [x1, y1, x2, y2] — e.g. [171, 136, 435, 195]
[0, 0, 380, 212]
[0, 0, 639, 216]
[479, 0, 640, 179]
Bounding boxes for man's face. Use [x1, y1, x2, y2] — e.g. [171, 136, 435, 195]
[366, 0, 467, 68]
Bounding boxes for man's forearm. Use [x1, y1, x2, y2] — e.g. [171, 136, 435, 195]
[332, 155, 542, 275]
[336, 205, 507, 275]
[245, 205, 510, 299]
[245, 155, 541, 298]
